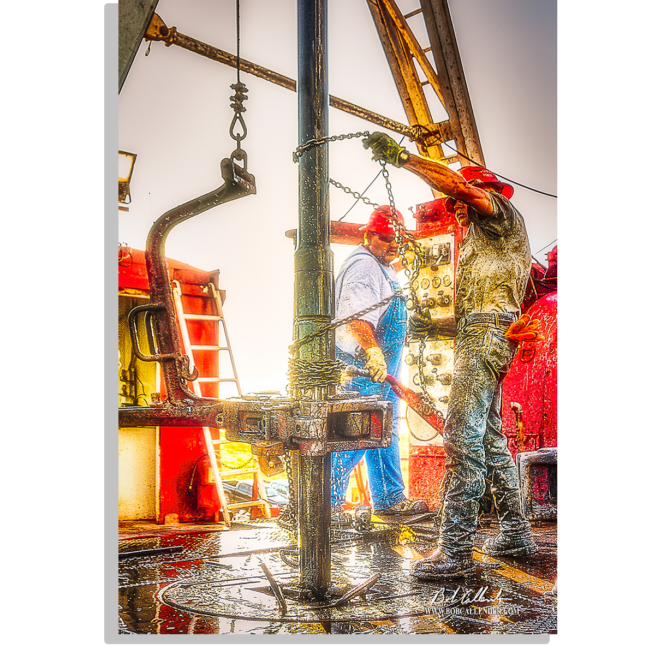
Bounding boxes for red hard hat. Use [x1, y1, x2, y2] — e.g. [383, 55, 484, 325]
[459, 166, 514, 199]
[360, 205, 405, 235]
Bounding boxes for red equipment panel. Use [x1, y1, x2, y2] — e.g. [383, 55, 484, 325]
[502, 291, 558, 457]
[119, 246, 225, 523]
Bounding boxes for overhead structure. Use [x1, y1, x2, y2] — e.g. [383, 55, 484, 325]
[119, 0, 160, 93]
[367, 0, 484, 169]
[136, 1, 483, 170]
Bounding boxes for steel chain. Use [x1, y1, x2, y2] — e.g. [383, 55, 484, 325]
[289, 288, 406, 354]
[329, 179, 379, 208]
[280, 448, 298, 530]
[292, 131, 371, 163]
[288, 358, 343, 392]
[284, 131, 442, 522]
[378, 162, 438, 410]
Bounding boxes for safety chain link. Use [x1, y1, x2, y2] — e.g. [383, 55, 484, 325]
[278, 448, 298, 531]
[219, 455, 254, 470]
[377, 162, 439, 408]
[292, 131, 371, 163]
[282, 130, 448, 526]
[287, 131, 438, 447]
[289, 288, 405, 355]
[378, 161, 425, 314]
[228, 81, 249, 167]
[329, 178, 379, 208]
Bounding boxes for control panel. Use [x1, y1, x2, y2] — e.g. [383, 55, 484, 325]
[406, 233, 456, 446]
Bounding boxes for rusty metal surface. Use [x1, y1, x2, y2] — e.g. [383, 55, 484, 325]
[367, 0, 482, 170]
[517, 448, 557, 522]
[222, 392, 392, 460]
[419, 0, 485, 165]
[119, 0, 160, 93]
[119, 158, 255, 429]
[118, 402, 225, 429]
[117, 518, 556, 634]
[144, 12, 418, 141]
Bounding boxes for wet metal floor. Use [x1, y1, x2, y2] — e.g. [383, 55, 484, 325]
[118, 516, 557, 635]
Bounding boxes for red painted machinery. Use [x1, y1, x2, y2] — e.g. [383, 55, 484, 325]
[119, 246, 225, 523]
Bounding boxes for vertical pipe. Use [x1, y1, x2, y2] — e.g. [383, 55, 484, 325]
[295, 0, 332, 600]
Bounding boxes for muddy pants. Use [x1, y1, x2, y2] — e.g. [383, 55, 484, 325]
[438, 314, 532, 557]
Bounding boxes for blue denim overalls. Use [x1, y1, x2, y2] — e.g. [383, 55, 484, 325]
[331, 250, 408, 510]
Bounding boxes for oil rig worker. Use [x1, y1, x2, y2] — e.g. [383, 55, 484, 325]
[363, 132, 537, 580]
[331, 206, 429, 524]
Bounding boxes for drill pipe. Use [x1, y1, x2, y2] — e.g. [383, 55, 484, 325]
[294, 0, 332, 601]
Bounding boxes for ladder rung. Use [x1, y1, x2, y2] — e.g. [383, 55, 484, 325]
[423, 46, 432, 53]
[211, 439, 232, 445]
[227, 500, 269, 510]
[182, 314, 221, 321]
[197, 377, 220, 383]
[404, 8, 422, 19]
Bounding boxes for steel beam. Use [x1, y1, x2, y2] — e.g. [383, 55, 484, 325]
[420, 0, 484, 165]
[367, 0, 483, 168]
[144, 13, 416, 140]
[119, 0, 160, 93]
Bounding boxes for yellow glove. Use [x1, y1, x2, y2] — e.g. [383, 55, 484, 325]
[365, 346, 387, 383]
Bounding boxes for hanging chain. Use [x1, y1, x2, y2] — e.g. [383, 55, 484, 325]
[329, 179, 379, 208]
[289, 288, 405, 355]
[288, 131, 438, 413]
[279, 448, 298, 531]
[282, 131, 445, 521]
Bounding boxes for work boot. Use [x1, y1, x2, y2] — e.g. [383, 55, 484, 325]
[375, 498, 429, 516]
[411, 549, 475, 580]
[482, 531, 538, 557]
[331, 506, 352, 526]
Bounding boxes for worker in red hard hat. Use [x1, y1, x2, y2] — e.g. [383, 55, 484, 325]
[331, 205, 428, 524]
[363, 132, 537, 580]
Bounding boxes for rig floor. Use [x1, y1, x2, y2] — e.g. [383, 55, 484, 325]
[118, 515, 557, 635]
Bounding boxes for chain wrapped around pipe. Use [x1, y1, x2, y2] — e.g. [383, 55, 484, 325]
[289, 131, 436, 415]
[287, 358, 344, 394]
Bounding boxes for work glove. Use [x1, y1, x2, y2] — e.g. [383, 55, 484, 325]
[362, 131, 407, 168]
[408, 308, 433, 338]
[505, 314, 544, 342]
[365, 346, 387, 383]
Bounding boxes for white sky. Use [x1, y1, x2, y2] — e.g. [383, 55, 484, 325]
[119, 0, 557, 395]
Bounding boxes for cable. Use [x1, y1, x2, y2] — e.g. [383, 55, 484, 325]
[534, 238, 557, 255]
[235, 0, 241, 83]
[440, 141, 557, 198]
[338, 171, 382, 221]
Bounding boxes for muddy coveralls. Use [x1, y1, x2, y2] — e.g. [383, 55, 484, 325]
[331, 246, 408, 510]
[437, 192, 533, 557]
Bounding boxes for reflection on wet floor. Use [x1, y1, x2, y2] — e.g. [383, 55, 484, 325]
[118, 516, 556, 635]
